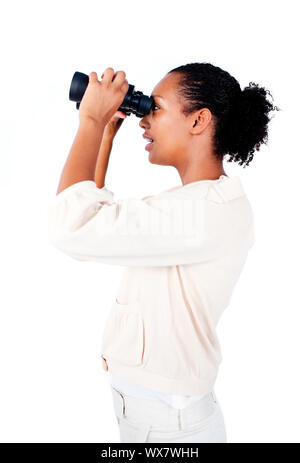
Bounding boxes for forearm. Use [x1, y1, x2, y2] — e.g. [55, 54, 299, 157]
[56, 118, 106, 195]
[94, 135, 113, 189]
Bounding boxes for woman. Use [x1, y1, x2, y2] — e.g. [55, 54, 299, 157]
[48, 63, 279, 443]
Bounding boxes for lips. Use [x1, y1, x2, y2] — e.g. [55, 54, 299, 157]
[143, 133, 154, 142]
[145, 140, 154, 151]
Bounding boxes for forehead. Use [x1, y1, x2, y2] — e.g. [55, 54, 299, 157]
[151, 73, 180, 102]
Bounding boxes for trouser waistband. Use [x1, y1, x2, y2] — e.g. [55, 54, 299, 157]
[110, 385, 218, 432]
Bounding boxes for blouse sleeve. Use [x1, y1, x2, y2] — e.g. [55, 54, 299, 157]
[47, 180, 237, 267]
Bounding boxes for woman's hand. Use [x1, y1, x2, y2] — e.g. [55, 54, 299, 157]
[79, 67, 129, 126]
[103, 110, 127, 141]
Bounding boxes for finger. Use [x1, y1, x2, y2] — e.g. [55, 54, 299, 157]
[89, 71, 98, 83]
[113, 70, 127, 87]
[101, 67, 114, 84]
[121, 80, 129, 93]
[115, 111, 126, 118]
[111, 111, 126, 120]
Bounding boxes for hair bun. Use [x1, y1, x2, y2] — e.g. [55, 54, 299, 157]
[167, 62, 280, 167]
[225, 81, 280, 165]
[230, 89, 243, 112]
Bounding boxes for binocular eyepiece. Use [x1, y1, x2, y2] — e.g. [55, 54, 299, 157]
[69, 71, 155, 118]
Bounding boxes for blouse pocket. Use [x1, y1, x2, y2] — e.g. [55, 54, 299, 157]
[100, 299, 144, 366]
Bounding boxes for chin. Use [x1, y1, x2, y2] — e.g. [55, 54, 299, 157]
[148, 152, 171, 166]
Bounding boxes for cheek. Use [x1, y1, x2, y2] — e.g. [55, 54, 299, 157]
[156, 117, 178, 143]
[153, 114, 185, 153]
[163, 128, 183, 151]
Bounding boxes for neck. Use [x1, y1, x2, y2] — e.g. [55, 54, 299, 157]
[175, 139, 227, 185]
[177, 162, 227, 186]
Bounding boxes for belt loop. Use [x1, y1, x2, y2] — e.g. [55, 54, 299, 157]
[178, 409, 182, 431]
[120, 391, 126, 417]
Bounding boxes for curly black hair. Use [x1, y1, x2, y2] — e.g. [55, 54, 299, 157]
[168, 62, 280, 167]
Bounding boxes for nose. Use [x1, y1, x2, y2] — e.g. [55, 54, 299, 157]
[139, 115, 149, 130]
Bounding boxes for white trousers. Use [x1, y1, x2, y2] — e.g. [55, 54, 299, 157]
[110, 385, 227, 443]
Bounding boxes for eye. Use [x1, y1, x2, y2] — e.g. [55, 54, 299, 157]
[152, 104, 160, 112]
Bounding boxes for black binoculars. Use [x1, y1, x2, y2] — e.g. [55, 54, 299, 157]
[69, 71, 155, 118]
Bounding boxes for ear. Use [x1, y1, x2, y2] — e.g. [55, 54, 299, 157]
[191, 108, 212, 133]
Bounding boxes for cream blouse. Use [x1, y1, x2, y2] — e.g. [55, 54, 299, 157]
[48, 174, 254, 396]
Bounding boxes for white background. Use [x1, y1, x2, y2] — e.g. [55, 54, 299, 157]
[0, 0, 299, 444]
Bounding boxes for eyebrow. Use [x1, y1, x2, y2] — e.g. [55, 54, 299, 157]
[151, 94, 164, 100]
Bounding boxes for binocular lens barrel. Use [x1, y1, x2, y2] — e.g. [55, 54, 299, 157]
[69, 71, 154, 118]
